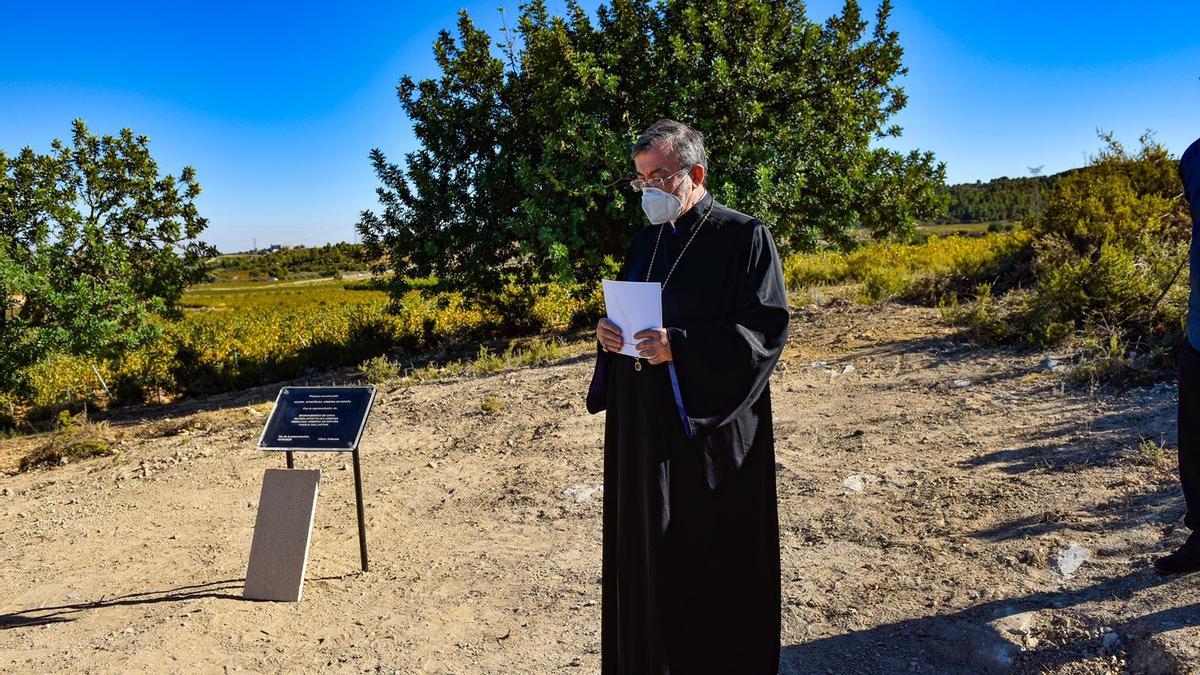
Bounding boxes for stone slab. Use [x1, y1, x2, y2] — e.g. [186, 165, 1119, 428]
[244, 469, 321, 602]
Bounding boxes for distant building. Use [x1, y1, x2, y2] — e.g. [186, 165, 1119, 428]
[264, 243, 305, 253]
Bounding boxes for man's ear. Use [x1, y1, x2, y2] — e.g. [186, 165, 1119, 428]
[690, 163, 706, 187]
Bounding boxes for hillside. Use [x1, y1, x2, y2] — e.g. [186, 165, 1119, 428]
[931, 172, 1077, 225]
[207, 243, 369, 283]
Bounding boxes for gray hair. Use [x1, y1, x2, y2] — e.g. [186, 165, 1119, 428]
[631, 119, 708, 183]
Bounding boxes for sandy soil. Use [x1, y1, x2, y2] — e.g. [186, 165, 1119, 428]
[2, 299, 1199, 674]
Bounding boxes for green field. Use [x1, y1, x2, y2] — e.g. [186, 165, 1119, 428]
[15, 274, 597, 414]
[182, 275, 386, 311]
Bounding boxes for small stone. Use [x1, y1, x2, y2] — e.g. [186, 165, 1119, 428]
[1, 488, 10, 497]
[841, 365, 855, 375]
[1053, 543, 1090, 579]
[953, 379, 971, 388]
[1102, 632, 1120, 651]
[340, 463, 350, 471]
[562, 484, 601, 504]
[842, 474, 875, 493]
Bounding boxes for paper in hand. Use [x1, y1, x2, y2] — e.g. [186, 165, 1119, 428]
[601, 280, 662, 359]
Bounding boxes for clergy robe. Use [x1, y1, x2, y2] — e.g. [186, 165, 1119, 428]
[587, 191, 790, 674]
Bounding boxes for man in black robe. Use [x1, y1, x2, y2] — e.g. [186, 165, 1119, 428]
[1156, 136, 1200, 574]
[588, 119, 790, 674]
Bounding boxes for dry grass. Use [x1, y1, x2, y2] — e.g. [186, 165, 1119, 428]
[18, 411, 121, 472]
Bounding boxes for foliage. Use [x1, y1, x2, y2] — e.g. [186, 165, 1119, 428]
[783, 230, 1029, 302]
[0, 120, 214, 394]
[932, 174, 1062, 224]
[357, 355, 402, 383]
[946, 133, 1188, 353]
[358, 0, 946, 302]
[407, 338, 569, 382]
[480, 395, 504, 414]
[19, 409, 116, 471]
[923, 133, 1192, 386]
[9, 278, 594, 417]
[938, 282, 1015, 345]
[1129, 437, 1174, 473]
[1068, 331, 1160, 389]
[209, 242, 368, 282]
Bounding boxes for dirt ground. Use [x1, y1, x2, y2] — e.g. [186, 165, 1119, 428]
[2, 298, 1200, 674]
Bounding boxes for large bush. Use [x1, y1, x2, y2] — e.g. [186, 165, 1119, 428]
[358, 0, 946, 301]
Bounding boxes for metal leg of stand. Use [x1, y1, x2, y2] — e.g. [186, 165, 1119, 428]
[352, 447, 368, 572]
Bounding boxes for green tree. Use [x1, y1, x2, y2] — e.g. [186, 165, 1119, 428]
[935, 174, 1061, 224]
[0, 119, 214, 394]
[358, 0, 946, 300]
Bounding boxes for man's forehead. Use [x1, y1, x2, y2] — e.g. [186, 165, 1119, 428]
[634, 148, 681, 176]
[638, 163, 675, 176]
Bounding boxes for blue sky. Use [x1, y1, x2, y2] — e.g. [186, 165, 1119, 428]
[1, 1, 1197, 252]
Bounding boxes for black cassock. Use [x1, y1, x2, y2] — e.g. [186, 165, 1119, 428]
[587, 191, 790, 674]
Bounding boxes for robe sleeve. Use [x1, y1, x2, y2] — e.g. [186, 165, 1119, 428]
[666, 221, 789, 433]
[1183, 139, 1200, 216]
[586, 233, 642, 414]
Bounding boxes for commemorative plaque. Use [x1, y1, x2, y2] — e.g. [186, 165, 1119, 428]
[258, 386, 376, 452]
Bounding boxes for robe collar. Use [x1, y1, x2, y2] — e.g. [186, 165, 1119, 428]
[669, 190, 714, 237]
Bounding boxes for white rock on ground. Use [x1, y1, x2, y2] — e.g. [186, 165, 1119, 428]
[1053, 543, 1091, 579]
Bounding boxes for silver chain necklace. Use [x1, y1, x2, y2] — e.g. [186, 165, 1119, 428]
[643, 200, 714, 291]
[633, 200, 713, 373]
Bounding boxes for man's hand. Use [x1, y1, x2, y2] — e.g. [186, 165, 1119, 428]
[634, 328, 672, 365]
[597, 318, 624, 353]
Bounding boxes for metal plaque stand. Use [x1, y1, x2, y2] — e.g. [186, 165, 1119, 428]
[257, 386, 376, 574]
[281, 447, 368, 572]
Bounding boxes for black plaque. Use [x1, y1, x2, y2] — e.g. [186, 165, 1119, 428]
[258, 386, 376, 452]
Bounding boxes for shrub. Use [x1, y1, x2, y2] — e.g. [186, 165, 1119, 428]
[782, 250, 850, 288]
[946, 133, 1188, 356]
[480, 396, 503, 414]
[19, 410, 117, 471]
[939, 283, 1016, 345]
[357, 356, 401, 384]
[1069, 332, 1159, 389]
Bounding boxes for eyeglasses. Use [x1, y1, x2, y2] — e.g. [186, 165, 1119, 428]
[629, 167, 688, 193]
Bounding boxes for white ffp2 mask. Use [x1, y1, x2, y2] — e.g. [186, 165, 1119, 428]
[640, 187, 684, 224]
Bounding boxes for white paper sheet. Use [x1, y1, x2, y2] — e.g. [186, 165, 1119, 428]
[601, 280, 662, 359]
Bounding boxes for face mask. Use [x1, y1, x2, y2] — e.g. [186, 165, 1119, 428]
[640, 187, 684, 224]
